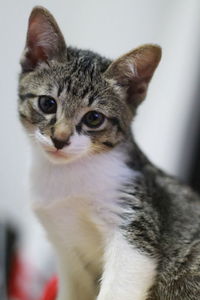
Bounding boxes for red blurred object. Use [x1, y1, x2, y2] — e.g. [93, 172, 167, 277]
[39, 277, 58, 300]
[8, 254, 29, 300]
[8, 251, 57, 300]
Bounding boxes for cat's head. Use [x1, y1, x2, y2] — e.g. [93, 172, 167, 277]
[18, 6, 161, 164]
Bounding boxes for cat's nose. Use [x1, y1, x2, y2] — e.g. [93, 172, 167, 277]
[51, 137, 70, 150]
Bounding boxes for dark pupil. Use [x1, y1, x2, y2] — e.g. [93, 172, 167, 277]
[84, 111, 104, 128]
[39, 96, 57, 114]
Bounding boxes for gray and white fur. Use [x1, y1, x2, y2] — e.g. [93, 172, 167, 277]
[18, 6, 200, 300]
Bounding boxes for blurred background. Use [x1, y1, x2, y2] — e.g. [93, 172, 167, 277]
[0, 0, 200, 299]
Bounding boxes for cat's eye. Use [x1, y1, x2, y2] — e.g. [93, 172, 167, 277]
[82, 111, 105, 128]
[38, 96, 57, 114]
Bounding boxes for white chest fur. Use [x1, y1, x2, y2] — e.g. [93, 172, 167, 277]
[30, 148, 136, 299]
[31, 147, 134, 226]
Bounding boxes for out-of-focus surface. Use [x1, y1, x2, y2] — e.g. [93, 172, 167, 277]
[0, 0, 200, 298]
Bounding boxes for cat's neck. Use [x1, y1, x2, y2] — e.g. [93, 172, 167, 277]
[31, 140, 135, 204]
[30, 137, 152, 209]
[30, 137, 149, 300]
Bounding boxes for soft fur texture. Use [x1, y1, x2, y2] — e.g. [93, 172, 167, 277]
[18, 6, 200, 300]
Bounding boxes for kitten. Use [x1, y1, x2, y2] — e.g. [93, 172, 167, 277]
[18, 6, 200, 300]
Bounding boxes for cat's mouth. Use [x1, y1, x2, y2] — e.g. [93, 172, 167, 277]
[42, 147, 82, 164]
[46, 149, 69, 159]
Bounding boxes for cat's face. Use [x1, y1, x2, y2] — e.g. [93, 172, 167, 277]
[18, 6, 161, 164]
[19, 58, 130, 164]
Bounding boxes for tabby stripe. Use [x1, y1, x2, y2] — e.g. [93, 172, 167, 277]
[90, 65, 95, 79]
[102, 141, 114, 148]
[88, 96, 95, 106]
[51, 126, 55, 135]
[57, 84, 64, 97]
[108, 117, 124, 133]
[31, 108, 45, 123]
[87, 91, 99, 106]
[49, 117, 57, 126]
[81, 86, 90, 99]
[76, 124, 82, 134]
[19, 112, 27, 119]
[19, 93, 37, 101]
[65, 77, 71, 93]
[120, 200, 143, 210]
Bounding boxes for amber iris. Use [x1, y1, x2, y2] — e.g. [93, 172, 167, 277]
[83, 111, 105, 128]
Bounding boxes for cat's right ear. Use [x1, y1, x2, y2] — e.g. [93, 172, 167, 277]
[104, 45, 161, 109]
[21, 6, 67, 72]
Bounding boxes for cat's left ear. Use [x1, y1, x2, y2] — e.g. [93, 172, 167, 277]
[104, 45, 161, 108]
[21, 6, 67, 72]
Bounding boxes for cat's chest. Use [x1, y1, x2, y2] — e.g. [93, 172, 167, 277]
[31, 149, 136, 272]
[31, 149, 134, 220]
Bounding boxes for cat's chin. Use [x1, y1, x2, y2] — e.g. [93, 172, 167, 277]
[42, 149, 81, 165]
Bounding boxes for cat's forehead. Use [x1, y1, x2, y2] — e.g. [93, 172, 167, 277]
[19, 48, 126, 119]
[19, 57, 123, 116]
[20, 52, 110, 98]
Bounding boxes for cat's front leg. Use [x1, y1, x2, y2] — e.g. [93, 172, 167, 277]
[56, 251, 97, 300]
[97, 231, 157, 300]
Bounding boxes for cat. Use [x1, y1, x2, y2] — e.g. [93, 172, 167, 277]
[18, 6, 200, 300]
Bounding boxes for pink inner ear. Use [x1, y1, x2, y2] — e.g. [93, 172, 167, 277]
[132, 47, 161, 81]
[104, 45, 161, 107]
[21, 8, 67, 72]
[27, 15, 50, 59]
[21, 14, 51, 71]
[26, 45, 48, 69]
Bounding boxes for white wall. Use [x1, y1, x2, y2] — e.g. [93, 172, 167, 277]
[0, 0, 200, 253]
